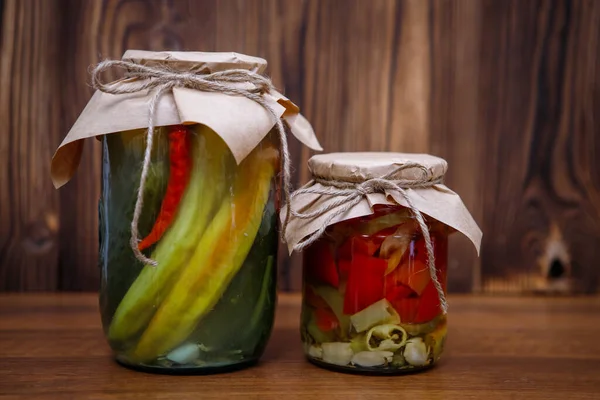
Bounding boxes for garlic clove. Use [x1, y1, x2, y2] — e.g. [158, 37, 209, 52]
[403, 337, 429, 366]
[351, 351, 394, 367]
[321, 342, 354, 366]
[166, 343, 200, 364]
[308, 345, 323, 359]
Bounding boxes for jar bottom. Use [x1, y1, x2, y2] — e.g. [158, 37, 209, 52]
[306, 356, 435, 376]
[115, 355, 259, 375]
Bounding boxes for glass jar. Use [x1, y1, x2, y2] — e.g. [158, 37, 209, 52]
[300, 205, 449, 374]
[98, 124, 279, 373]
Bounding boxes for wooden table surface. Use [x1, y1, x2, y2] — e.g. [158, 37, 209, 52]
[1, 293, 599, 399]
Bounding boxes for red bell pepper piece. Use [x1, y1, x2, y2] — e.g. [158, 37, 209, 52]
[414, 280, 443, 323]
[305, 241, 339, 288]
[354, 237, 382, 256]
[414, 234, 448, 293]
[315, 307, 339, 331]
[337, 239, 352, 261]
[410, 235, 448, 293]
[337, 236, 383, 281]
[338, 236, 382, 260]
[389, 297, 420, 323]
[384, 282, 415, 303]
[385, 258, 431, 295]
[385, 277, 420, 323]
[343, 253, 387, 314]
[338, 259, 351, 279]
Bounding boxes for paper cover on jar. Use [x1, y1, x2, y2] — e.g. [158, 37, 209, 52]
[50, 50, 322, 188]
[281, 152, 482, 254]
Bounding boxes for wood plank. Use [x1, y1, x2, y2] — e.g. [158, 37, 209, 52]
[0, 0, 63, 290]
[387, 0, 430, 153]
[55, 0, 102, 290]
[1, 293, 599, 399]
[477, 0, 600, 294]
[429, 0, 484, 292]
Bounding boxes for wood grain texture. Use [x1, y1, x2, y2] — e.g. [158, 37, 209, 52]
[0, 0, 599, 293]
[476, 0, 600, 294]
[0, 0, 63, 290]
[1, 293, 600, 399]
[429, 0, 484, 292]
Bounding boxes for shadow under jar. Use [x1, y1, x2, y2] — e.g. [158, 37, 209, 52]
[301, 206, 449, 374]
[99, 125, 280, 373]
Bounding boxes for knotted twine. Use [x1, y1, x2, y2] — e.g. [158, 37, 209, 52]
[282, 162, 448, 314]
[91, 59, 293, 267]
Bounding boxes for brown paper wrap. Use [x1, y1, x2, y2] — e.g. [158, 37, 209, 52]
[50, 50, 322, 188]
[282, 152, 482, 254]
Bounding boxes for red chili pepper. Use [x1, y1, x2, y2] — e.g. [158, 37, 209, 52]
[305, 240, 339, 288]
[343, 253, 387, 314]
[138, 125, 192, 251]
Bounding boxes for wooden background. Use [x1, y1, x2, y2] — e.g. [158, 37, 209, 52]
[1, 0, 599, 293]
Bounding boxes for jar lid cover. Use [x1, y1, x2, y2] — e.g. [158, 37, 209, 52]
[283, 151, 481, 256]
[122, 50, 268, 74]
[308, 152, 448, 183]
[51, 50, 321, 188]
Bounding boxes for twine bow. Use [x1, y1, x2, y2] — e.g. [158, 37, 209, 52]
[91, 59, 293, 267]
[282, 162, 448, 314]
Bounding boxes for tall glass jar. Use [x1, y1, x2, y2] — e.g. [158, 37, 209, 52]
[300, 205, 448, 374]
[98, 124, 279, 373]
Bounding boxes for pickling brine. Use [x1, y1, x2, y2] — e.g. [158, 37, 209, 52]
[99, 125, 279, 372]
[300, 205, 448, 373]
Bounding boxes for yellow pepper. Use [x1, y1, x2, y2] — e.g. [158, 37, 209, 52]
[108, 127, 231, 345]
[129, 141, 278, 362]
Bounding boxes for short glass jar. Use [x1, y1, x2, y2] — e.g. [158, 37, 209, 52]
[284, 152, 481, 375]
[300, 205, 448, 373]
[98, 125, 279, 373]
